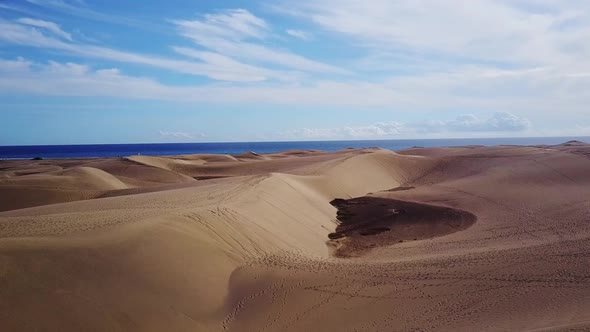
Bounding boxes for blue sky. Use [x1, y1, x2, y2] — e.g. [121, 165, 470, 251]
[1, 0, 589, 145]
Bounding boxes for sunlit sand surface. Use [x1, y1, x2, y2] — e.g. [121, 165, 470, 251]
[2, 142, 590, 331]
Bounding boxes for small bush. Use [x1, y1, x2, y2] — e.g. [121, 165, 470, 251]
[328, 232, 345, 240]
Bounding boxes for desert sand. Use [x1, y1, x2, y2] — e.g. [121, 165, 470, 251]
[1, 142, 590, 331]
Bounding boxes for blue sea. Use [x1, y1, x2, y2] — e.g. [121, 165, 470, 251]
[1, 137, 588, 159]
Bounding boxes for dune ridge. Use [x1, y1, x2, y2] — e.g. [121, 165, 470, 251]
[2, 143, 590, 331]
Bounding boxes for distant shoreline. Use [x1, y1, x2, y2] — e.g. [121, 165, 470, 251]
[1, 136, 588, 160]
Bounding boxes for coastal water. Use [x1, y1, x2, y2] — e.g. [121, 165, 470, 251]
[1, 137, 588, 159]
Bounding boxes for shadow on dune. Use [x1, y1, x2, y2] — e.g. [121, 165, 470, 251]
[328, 196, 477, 257]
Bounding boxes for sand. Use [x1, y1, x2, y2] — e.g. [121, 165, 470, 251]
[1, 143, 590, 331]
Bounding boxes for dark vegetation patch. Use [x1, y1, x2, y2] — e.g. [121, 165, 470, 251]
[359, 227, 390, 236]
[328, 196, 476, 257]
[562, 140, 586, 146]
[193, 175, 232, 180]
[384, 186, 415, 192]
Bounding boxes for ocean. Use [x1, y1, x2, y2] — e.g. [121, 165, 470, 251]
[1, 137, 588, 159]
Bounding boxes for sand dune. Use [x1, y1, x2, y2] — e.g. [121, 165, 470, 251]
[233, 151, 270, 161]
[0, 166, 128, 212]
[173, 154, 239, 163]
[0, 158, 198, 211]
[1, 144, 590, 331]
[90, 158, 196, 187]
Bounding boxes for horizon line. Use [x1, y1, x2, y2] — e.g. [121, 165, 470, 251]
[1, 135, 589, 148]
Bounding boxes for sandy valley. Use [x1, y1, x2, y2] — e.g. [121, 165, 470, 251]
[1, 141, 590, 331]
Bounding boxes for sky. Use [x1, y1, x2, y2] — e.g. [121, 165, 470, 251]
[1, 0, 589, 145]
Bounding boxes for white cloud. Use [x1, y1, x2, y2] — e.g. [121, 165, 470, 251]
[455, 112, 531, 132]
[418, 112, 531, 133]
[277, 0, 590, 67]
[0, 57, 32, 72]
[2, 2, 590, 140]
[23, 0, 153, 29]
[0, 19, 286, 82]
[171, 46, 281, 81]
[159, 131, 204, 140]
[286, 29, 311, 40]
[173, 9, 345, 74]
[2, 57, 590, 120]
[0, 12, 342, 81]
[0, 19, 72, 49]
[280, 113, 531, 140]
[0, 3, 47, 17]
[174, 9, 268, 41]
[282, 122, 403, 140]
[16, 17, 72, 41]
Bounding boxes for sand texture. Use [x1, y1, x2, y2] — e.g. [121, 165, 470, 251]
[1, 143, 590, 331]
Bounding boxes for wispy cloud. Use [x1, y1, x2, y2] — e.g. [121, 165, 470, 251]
[276, 0, 590, 68]
[0, 3, 41, 16]
[0, 19, 285, 82]
[286, 29, 311, 40]
[159, 130, 204, 140]
[16, 18, 73, 41]
[3, 2, 590, 143]
[0, 10, 343, 82]
[23, 0, 155, 29]
[2, 4, 590, 129]
[173, 9, 346, 74]
[2, 57, 590, 119]
[173, 9, 268, 40]
[171, 46, 280, 81]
